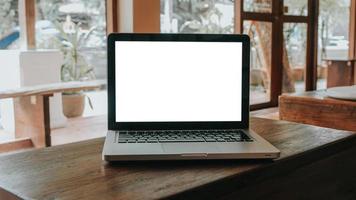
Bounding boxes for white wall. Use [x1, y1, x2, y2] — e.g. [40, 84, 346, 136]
[0, 50, 21, 133]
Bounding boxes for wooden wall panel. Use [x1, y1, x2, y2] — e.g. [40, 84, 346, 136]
[133, 0, 160, 33]
[24, 0, 36, 49]
[350, 0, 356, 59]
[106, 0, 120, 34]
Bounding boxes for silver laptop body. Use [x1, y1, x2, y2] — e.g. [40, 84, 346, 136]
[103, 33, 280, 161]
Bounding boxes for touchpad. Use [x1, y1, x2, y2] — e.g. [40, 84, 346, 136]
[162, 143, 218, 154]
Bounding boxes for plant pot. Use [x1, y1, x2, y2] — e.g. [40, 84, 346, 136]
[62, 93, 85, 118]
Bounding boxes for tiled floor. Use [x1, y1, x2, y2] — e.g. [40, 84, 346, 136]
[0, 90, 107, 143]
[251, 107, 279, 120]
[0, 130, 14, 143]
[49, 90, 108, 145]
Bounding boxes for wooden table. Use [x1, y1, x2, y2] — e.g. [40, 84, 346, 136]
[0, 80, 106, 149]
[1, 117, 356, 200]
[279, 90, 356, 131]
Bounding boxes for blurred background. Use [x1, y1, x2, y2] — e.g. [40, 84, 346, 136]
[0, 0, 355, 151]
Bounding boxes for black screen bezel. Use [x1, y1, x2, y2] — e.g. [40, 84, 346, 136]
[108, 33, 250, 130]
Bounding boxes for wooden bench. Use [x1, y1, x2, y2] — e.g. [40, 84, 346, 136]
[279, 90, 356, 131]
[0, 80, 106, 152]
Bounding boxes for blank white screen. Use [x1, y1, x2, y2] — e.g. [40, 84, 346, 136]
[115, 41, 242, 122]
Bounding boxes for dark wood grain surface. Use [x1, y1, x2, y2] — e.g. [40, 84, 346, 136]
[0, 117, 355, 200]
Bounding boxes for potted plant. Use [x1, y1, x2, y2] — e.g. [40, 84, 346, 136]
[57, 16, 96, 118]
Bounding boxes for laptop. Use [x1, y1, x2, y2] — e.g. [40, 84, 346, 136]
[103, 33, 280, 161]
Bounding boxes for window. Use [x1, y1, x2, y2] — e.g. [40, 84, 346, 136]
[283, 23, 307, 93]
[0, 0, 20, 49]
[134, 0, 353, 107]
[160, 0, 234, 34]
[243, 0, 272, 13]
[317, 0, 351, 89]
[243, 21, 272, 104]
[283, 0, 308, 16]
[35, 0, 107, 79]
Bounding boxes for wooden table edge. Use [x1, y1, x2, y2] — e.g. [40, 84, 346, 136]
[163, 133, 356, 199]
[1, 119, 356, 199]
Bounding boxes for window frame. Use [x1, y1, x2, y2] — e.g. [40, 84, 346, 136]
[237, 0, 319, 110]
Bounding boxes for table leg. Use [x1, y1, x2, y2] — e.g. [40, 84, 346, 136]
[14, 95, 52, 148]
[43, 95, 51, 147]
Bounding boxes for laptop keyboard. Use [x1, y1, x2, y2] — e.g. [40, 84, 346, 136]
[117, 130, 253, 143]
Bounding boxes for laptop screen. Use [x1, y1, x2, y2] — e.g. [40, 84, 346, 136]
[115, 41, 243, 122]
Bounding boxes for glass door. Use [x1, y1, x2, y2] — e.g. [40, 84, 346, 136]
[282, 0, 309, 93]
[241, 0, 273, 107]
[240, 0, 318, 108]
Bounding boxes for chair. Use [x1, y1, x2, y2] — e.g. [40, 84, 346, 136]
[20, 50, 67, 128]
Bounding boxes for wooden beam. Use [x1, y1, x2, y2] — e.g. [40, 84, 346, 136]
[305, 0, 319, 91]
[282, 15, 308, 23]
[24, 0, 36, 49]
[235, 0, 242, 34]
[270, 0, 283, 106]
[350, 0, 356, 59]
[250, 102, 275, 111]
[106, 0, 120, 34]
[242, 12, 274, 22]
[133, 0, 160, 33]
[0, 138, 33, 154]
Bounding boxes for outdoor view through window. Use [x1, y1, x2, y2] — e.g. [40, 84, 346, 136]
[0, 0, 108, 137]
[0, 0, 19, 49]
[36, 0, 107, 80]
[160, 0, 352, 104]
